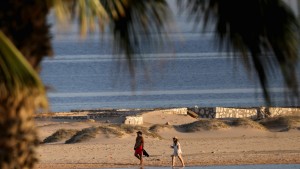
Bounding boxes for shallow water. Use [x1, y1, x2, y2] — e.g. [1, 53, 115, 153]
[103, 164, 300, 169]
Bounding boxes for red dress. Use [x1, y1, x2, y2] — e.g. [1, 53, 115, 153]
[134, 136, 144, 155]
[135, 145, 143, 155]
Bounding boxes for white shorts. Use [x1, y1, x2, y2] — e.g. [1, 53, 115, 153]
[172, 150, 182, 156]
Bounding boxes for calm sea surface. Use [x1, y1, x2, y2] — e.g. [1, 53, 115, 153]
[41, 4, 300, 112]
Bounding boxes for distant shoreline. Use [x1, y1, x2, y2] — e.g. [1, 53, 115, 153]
[38, 106, 300, 122]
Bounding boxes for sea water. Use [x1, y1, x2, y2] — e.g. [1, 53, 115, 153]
[41, 31, 300, 112]
[41, 2, 300, 112]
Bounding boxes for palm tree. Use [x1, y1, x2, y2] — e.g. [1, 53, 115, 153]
[178, 0, 299, 103]
[0, 0, 299, 168]
[0, 1, 51, 168]
[0, 0, 170, 168]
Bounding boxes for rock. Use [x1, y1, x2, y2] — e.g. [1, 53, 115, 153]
[87, 119, 95, 123]
[165, 122, 171, 125]
[200, 109, 205, 115]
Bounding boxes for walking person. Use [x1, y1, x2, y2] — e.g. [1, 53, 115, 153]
[171, 136, 185, 167]
[134, 131, 144, 166]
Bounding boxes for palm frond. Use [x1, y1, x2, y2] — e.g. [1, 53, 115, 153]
[179, 0, 299, 104]
[48, 0, 71, 22]
[51, 0, 172, 75]
[101, 0, 172, 75]
[50, 0, 109, 37]
[0, 31, 47, 109]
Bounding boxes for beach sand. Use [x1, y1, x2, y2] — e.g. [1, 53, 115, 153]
[35, 112, 300, 169]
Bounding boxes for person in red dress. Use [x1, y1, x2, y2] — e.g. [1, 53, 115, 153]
[134, 131, 144, 166]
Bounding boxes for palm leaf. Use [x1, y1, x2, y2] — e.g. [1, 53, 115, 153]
[178, 0, 299, 104]
[51, 0, 171, 76]
[49, 0, 109, 37]
[0, 31, 47, 109]
[101, 0, 172, 75]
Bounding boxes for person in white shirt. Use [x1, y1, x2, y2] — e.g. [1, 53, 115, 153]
[170, 136, 185, 167]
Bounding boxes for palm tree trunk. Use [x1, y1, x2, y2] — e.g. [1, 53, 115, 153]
[0, 1, 52, 168]
[0, 94, 39, 169]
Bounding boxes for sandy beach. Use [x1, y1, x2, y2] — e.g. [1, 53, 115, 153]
[35, 111, 300, 169]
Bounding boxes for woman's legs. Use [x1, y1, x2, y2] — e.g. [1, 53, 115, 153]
[178, 155, 185, 167]
[135, 153, 140, 160]
[135, 153, 143, 165]
[171, 155, 175, 167]
[140, 155, 143, 165]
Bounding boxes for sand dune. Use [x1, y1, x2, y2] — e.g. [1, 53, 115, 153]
[35, 113, 300, 169]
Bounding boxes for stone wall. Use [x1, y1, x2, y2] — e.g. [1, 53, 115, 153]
[36, 107, 300, 123]
[191, 106, 300, 119]
[267, 107, 300, 117]
[124, 116, 143, 125]
[193, 107, 216, 118]
[215, 107, 257, 119]
[50, 116, 72, 120]
[151, 108, 187, 115]
[87, 112, 127, 119]
[51, 115, 88, 120]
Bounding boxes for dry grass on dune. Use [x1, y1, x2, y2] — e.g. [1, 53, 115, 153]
[177, 119, 230, 132]
[44, 116, 299, 144]
[112, 124, 142, 134]
[44, 124, 163, 144]
[64, 125, 123, 143]
[149, 124, 173, 133]
[259, 116, 300, 131]
[65, 127, 99, 144]
[176, 118, 269, 132]
[42, 129, 78, 143]
[225, 118, 266, 130]
[98, 125, 124, 138]
[112, 124, 162, 139]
